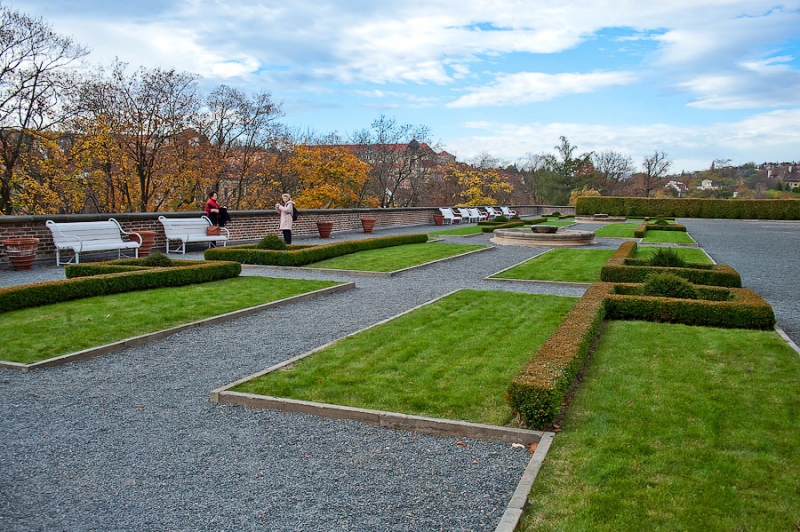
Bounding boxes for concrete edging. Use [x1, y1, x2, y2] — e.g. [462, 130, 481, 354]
[0, 282, 355, 372]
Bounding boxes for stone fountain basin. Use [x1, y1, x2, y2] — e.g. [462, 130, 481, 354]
[491, 228, 596, 247]
[531, 225, 559, 233]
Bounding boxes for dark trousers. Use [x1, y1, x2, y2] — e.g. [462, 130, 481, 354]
[282, 229, 292, 245]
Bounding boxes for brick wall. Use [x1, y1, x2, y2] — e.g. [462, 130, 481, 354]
[0, 205, 572, 268]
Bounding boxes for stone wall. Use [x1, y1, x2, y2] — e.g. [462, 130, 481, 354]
[0, 205, 573, 268]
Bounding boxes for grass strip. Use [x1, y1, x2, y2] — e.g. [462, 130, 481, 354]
[428, 226, 485, 236]
[232, 290, 578, 426]
[0, 277, 340, 364]
[307, 242, 487, 272]
[641, 230, 696, 244]
[521, 321, 800, 531]
[594, 224, 637, 238]
[633, 246, 711, 264]
[491, 249, 617, 283]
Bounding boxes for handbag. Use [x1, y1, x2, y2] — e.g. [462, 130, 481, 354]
[206, 225, 221, 236]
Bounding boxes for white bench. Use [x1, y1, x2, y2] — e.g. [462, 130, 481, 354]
[159, 215, 229, 254]
[46, 218, 141, 266]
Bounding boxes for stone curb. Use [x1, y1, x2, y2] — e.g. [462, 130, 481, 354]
[241, 245, 494, 278]
[0, 282, 355, 372]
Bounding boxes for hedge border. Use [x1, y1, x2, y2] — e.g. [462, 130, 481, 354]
[204, 234, 428, 266]
[507, 243, 773, 428]
[575, 196, 800, 219]
[601, 241, 741, 287]
[0, 259, 241, 314]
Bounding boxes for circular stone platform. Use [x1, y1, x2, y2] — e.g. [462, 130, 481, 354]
[491, 228, 596, 247]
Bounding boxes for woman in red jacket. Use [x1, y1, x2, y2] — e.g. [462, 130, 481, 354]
[205, 191, 230, 227]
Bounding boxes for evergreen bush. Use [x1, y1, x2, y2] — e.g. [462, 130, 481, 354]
[256, 234, 288, 250]
[642, 272, 699, 299]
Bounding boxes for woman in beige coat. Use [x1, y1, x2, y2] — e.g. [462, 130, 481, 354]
[275, 193, 295, 244]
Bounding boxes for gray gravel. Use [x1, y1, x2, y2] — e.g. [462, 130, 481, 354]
[1, 220, 796, 532]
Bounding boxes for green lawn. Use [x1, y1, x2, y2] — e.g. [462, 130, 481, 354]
[594, 224, 637, 238]
[490, 249, 617, 283]
[308, 242, 487, 272]
[522, 321, 800, 531]
[428, 225, 484, 236]
[232, 290, 579, 426]
[641, 230, 697, 244]
[0, 277, 341, 364]
[634, 246, 711, 263]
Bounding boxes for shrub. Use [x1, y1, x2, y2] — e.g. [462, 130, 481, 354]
[550, 211, 561, 217]
[654, 216, 668, 225]
[141, 252, 173, 267]
[256, 234, 288, 250]
[648, 247, 687, 268]
[494, 215, 508, 223]
[642, 272, 699, 299]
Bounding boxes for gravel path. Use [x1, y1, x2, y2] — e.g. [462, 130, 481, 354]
[0, 220, 796, 531]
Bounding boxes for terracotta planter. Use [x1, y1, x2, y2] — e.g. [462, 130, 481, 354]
[360, 218, 376, 234]
[130, 230, 156, 257]
[316, 221, 334, 239]
[433, 214, 444, 226]
[2, 237, 39, 270]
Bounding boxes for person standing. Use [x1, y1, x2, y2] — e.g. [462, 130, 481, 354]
[275, 193, 295, 244]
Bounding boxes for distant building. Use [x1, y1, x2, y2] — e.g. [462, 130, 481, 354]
[697, 179, 717, 190]
[666, 180, 687, 197]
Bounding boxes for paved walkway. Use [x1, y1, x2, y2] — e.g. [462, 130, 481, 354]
[0, 220, 797, 531]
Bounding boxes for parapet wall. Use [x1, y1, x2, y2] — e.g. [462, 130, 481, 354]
[0, 205, 573, 268]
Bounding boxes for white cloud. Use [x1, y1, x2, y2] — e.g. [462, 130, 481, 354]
[447, 109, 800, 171]
[447, 71, 637, 108]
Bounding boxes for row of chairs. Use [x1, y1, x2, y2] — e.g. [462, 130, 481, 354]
[438, 206, 518, 224]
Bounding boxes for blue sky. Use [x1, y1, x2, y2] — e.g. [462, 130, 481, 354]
[15, 0, 800, 172]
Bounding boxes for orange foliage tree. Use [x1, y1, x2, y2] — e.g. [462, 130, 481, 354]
[288, 144, 373, 208]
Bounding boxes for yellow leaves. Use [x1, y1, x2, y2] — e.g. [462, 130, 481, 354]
[443, 163, 513, 206]
[289, 144, 371, 209]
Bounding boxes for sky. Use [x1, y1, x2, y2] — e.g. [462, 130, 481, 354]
[13, 0, 800, 173]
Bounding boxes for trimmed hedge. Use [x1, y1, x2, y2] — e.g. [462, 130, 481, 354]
[204, 234, 428, 266]
[507, 243, 773, 428]
[634, 222, 687, 238]
[0, 259, 241, 313]
[507, 283, 608, 428]
[605, 284, 775, 329]
[480, 222, 525, 233]
[601, 241, 740, 287]
[523, 217, 548, 225]
[576, 196, 800, 219]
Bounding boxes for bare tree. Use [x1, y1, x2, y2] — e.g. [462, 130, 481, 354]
[196, 85, 283, 208]
[640, 150, 671, 197]
[0, 4, 88, 214]
[591, 150, 634, 195]
[350, 114, 435, 207]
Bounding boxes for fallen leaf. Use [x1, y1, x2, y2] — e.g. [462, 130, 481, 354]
[456, 441, 467, 447]
[511, 443, 525, 449]
[527, 442, 539, 453]
[471, 460, 479, 464]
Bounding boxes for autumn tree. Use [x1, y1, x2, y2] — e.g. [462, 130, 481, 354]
[288, 144, 371, 209]
[0, 3, 88, 214]
[75, 61, 200, 212]
[442, 162, 513, 206]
